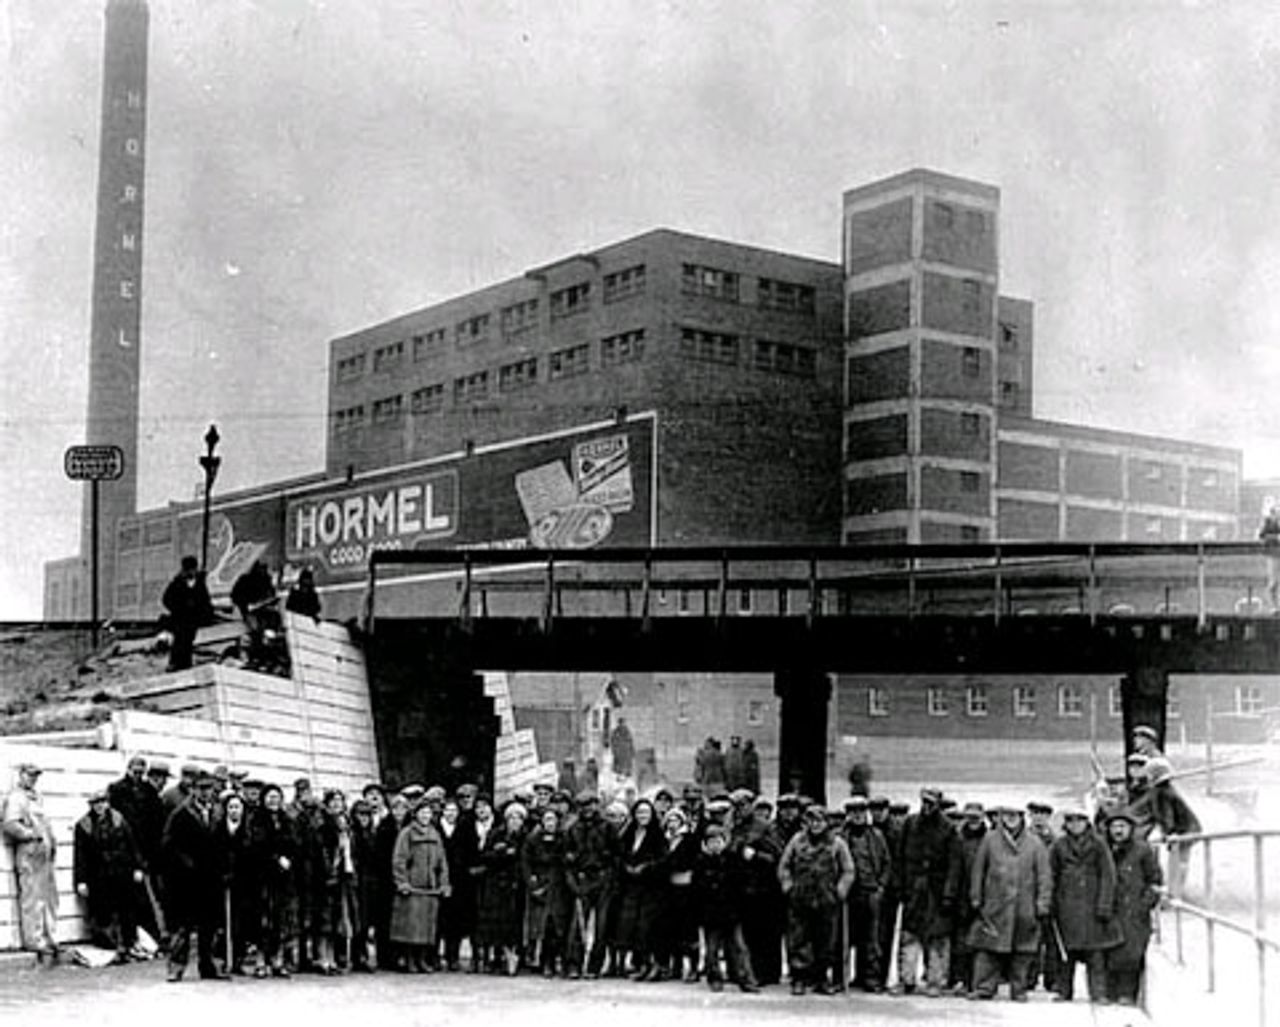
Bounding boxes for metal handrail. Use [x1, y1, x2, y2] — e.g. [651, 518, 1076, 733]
[1155, 828, 1275, 1027]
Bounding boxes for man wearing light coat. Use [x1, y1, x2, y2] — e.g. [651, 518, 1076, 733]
[2, 763, 60, 960]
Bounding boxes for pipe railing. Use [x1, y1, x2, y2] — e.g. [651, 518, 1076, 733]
[366, 542, 1280, 631]
[1157, 828, 1280, 1027]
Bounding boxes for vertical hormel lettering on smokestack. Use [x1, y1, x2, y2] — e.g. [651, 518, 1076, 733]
[82, 0, 149, 619]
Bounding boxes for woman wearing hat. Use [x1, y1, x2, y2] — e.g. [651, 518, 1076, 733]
[250, 783, 297, 977]
[390, 796, 451, 974]
[474, 801, 526, 975]
[615, 798, 665, 980]
[522, 807, 570, 977]
[651, 807, 699, 983]
[1102, 810, 1163, 1005]
[213, 791, 258, 975]
[312, 790, 361, 975]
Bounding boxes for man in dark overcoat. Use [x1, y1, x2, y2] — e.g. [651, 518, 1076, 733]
[162, 772, 226, 981]
[74, 790, 145, 959]
[1102, 810, 1162, 1005]
[1049, 808, 1121, 1003]
[893, 787, 963, 997]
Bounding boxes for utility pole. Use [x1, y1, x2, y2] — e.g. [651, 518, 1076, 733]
[199, 424, 221, 572]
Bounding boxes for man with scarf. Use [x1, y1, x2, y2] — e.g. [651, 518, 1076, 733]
[3, 763, 60, 963]
[1049, 807, 1121, 1004]
[893, 787, 963, 997]
[778, 804, 855, 996]
[74, 789, 145, 961]
[967, 803, 1052, 1001]
[840, 796, 890, 992]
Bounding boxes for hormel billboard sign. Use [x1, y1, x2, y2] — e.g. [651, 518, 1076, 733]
[285, 416, 655, 583]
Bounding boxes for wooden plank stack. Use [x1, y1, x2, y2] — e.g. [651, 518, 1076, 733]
[0, 613, 381, 951]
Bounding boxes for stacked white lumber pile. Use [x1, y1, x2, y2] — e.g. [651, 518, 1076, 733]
[1, 614, 380, 951]
[0, 740, 139, 950]
[484, 672, 555, 795]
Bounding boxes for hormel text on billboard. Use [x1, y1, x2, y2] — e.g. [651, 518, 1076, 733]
[289, 471, 458, 570]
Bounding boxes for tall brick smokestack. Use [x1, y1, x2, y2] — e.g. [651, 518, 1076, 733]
[82, 0, 148, 616]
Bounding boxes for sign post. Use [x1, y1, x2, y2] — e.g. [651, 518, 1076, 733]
[65, 445, 125, 648]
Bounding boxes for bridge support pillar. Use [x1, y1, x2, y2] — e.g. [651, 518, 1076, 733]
[1121, 666, 1169, 756]
[774, 668, 832, 805]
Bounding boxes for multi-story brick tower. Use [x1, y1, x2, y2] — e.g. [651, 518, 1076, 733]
[842, 170, 1001, 544]
[80, 0, 149, 616]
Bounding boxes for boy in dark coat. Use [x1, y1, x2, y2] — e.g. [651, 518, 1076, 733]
[693, 824, 759, 992]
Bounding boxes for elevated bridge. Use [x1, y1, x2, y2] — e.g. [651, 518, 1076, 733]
[362, 543, 1280, 802]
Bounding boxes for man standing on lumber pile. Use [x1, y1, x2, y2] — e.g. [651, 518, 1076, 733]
[2, 762, 60, 964]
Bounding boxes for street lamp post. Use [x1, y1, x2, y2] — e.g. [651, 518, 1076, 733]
[199, 424, 221, 572]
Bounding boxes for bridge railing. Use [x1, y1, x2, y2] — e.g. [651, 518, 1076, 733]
[1157, 827, 1280, 1027]
[365, 541, 1278, 627]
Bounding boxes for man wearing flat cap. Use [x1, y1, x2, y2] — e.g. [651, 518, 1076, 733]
[2, 763, 59, 961]
[563, 790, 611, 977]
[1102, 809, 1162, 1006]
[1130, 725, 1165, 761]
[74, 789, 145, 962]
[893, 788, 963, 997]
[1048, 807, 1121, 1004]
[950, 802, 988, 995]
[778, 803, 854, 995]
[967, 804, 1052, 1001]
[840, 795, 890, 991]
[162, 764, 199, 818]
[1024, 801, 1060, 993]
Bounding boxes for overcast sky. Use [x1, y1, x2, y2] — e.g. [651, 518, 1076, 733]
[2, 0, 1280, 618]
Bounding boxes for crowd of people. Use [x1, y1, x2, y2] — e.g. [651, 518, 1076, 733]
[1, 724, 1189, 1005]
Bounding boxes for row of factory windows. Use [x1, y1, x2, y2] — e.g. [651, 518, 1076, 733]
[333, 264, 820, 384]
[331, 328, 818, 433]
[859, 682, 1263, 719]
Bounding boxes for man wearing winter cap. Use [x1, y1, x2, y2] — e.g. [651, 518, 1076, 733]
[778, 803, 854, 995]
[3, 763, 59, 961]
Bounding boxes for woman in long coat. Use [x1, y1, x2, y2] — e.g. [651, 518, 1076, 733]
[522, 807, 571, 975]
[652, 808, 699, 982]
[614, 799, 665, 978]
[438, 798, 477, 971]
[250, 784, 297, 977]
[213, 792, 258, 974]
[1049, 810, 1121, 1002]
[312, 791, 360, 975]
[391, 800, 452, 973]
[1103, 811, 1162, 1005]
[474, 802, 527, 974]
[967, 806, 1053, 1001]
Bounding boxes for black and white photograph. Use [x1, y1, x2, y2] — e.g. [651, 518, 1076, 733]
[1, 2, 1277, 1025]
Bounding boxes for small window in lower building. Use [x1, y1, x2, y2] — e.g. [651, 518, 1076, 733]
[1058, 683, 1084, 718]
[1013, 685, 1037, 718]
[1236, 685, 1264, 715]
[966, 684, 989, 717]
[1166, 685, 1182, 720]
[738, 588, 753, 614]
[927, 687, 948, 717]
[747, 700, 765, 726]
[1109, 684, 1124, 718]
[868, 687, 890, 717]
[676, 700, 691, 724]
